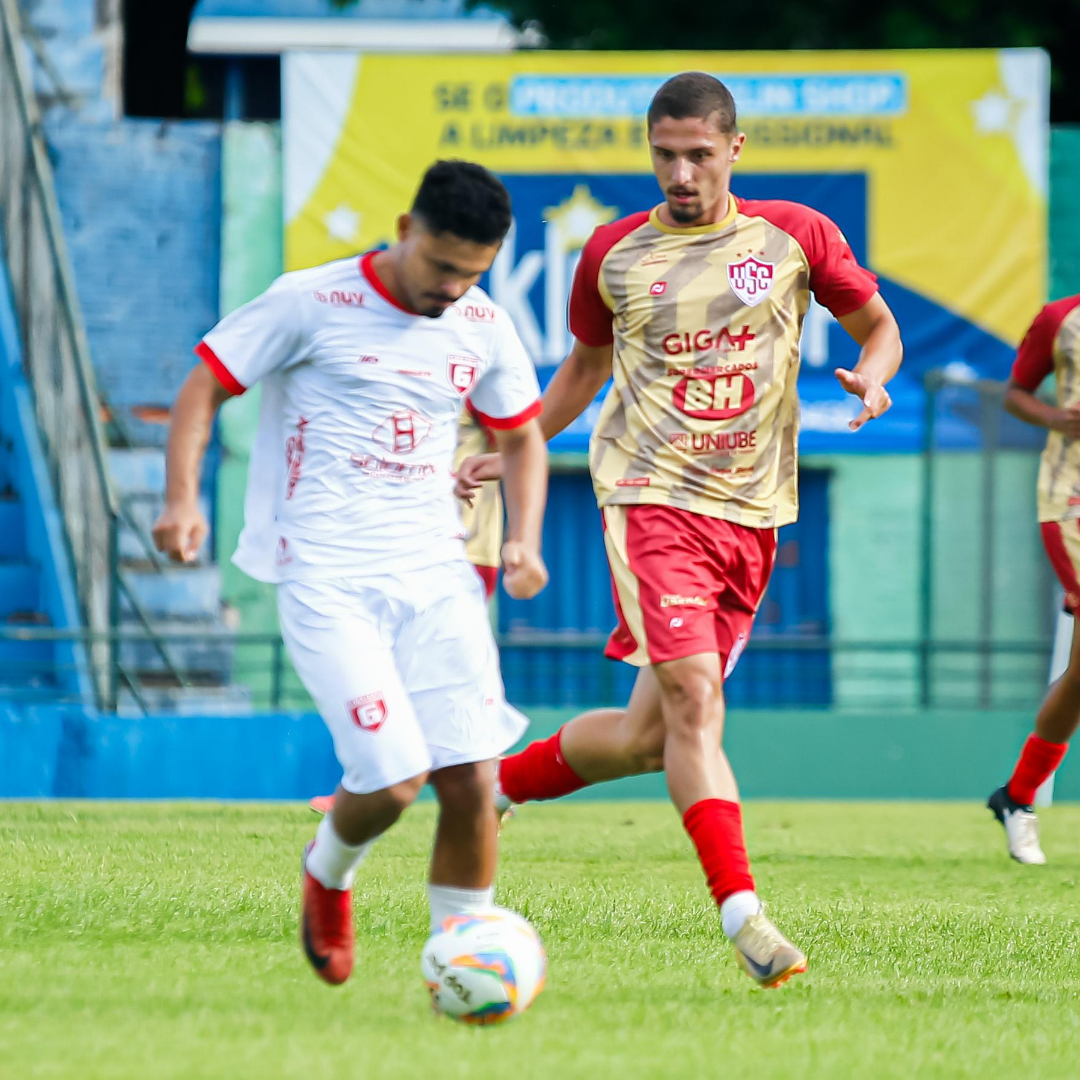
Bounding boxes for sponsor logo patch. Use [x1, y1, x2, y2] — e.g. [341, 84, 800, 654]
[314, 290, 364, 307]
[660, 594, 708, 608]
[673, 372, 756, 420]
[615, 477, 651, 487]
[669, 430, 758, 454]
[663, 325, 756, 356]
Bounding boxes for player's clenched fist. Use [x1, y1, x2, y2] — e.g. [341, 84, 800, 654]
[501, 540, 548, 600]
[152, 501, 208, 564]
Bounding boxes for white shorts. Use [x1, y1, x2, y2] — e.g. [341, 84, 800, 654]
[278, 560, 527, 795]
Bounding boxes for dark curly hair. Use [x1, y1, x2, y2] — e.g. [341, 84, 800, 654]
[410, 160, 513, 246]
[647, 72, 737, 134]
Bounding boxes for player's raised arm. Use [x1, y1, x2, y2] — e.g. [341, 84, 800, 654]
[786, 205, 903, 432]
[1003, 302, 1080, 435]
[153, 363, 234, 563]
[835, 292, 904, 431]
[538, 339, 614, 440]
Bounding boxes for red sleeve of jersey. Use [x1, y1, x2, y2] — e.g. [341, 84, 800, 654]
[735, 198, 878, 318]
[568, 211, 651, 347]
[1011, 295, 1080, 391]
[471, 399, 543, 431]
[195, 341, 246, 396]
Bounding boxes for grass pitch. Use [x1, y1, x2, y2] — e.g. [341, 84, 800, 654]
[2, 800, 1080, 1080]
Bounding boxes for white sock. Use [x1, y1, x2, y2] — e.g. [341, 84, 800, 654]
[427, 883, 495, 933]
[720, 890, 762, 939]
[305, 815, 372, 890]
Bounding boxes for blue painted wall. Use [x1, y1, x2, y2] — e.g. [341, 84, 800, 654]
[3, 702, 1076, 801]
[45, 117, 222, 445]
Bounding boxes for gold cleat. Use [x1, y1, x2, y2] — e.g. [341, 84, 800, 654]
[731, 912, 807, 988]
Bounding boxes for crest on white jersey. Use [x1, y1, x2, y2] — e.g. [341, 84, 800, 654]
[448, 354, 479, 395]
[727, 256, 775, 307]
[348, 693, 387, 734]
[372, 410, 432, 454]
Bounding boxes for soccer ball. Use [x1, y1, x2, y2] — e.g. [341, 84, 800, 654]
[421, 908, 546, 1025]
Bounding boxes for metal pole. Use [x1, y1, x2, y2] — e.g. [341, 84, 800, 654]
[979, 390, 1000, 708]
[919, 376, 938, 708]
[271, 637, 283, 710]
[107, 512, 120, 711]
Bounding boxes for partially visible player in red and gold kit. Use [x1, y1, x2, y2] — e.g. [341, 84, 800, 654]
[988, 294, 1080, 865]
[459, 73, 903, 986]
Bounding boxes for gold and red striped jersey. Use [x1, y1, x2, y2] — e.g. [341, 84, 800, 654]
[570, 194, 878, 528]
[456, 404, 502, 568]
[1011, 294, 1080, 523]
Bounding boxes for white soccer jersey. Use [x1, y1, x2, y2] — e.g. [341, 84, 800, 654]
[197, 252, 541, 583]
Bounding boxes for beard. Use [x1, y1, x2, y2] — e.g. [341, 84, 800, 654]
[667, 198, 702, 224]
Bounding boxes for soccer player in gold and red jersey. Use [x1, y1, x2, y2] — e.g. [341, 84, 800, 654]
[460, 73, 903, 987]
[988, 294, 1080, 865]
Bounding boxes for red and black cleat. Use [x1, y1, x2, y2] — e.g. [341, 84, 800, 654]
[300, 842, 354, 986]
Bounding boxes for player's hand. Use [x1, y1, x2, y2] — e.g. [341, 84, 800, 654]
[835, 368, 892, 431]
[1051, 407, 1080, 439]
[152, 501, 208, 564]
[453, 452, 503, 506]
[501, 541, 548, 601]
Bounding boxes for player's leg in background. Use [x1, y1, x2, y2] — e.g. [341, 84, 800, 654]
[497, 670, 665, 806]
[654, 647, 805, 987]
[427, 759, 501, 931]
[989, 523, 1080, 864]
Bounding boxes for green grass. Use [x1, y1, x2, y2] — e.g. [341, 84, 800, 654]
[3, 801, 1080, 1080]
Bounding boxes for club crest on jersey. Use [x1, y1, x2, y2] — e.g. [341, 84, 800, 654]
[727, 256, 775, 307]
[347, 693, 387, 734]
[448, 354, 479, 395]
[372, 410, 432, 454]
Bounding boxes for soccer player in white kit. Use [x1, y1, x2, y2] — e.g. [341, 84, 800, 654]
[153, 161, 548, 986]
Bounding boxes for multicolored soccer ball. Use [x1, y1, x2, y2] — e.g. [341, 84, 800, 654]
[421, 908, 546, 1025]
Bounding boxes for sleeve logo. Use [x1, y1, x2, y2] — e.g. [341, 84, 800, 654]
[727, 256, 775, 307]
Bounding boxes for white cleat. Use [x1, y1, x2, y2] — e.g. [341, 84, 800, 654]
[987, 786, 1047, 865]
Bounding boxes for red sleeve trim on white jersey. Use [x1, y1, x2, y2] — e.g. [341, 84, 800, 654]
[195, 341, 246, 396]
[472, 398, 542, 430]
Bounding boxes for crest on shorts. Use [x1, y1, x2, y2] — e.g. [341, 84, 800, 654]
[448, 354, 479, 395]
[348, 693, 388, 734]
[727, 256, 775, 307]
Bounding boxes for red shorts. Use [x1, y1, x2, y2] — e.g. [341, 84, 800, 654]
[474, 564, 498, 602]
[602, 504, 776, 673]
[1041, 520, 1080, 613]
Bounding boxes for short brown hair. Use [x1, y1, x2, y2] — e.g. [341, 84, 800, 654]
[647, 72, 737, 134]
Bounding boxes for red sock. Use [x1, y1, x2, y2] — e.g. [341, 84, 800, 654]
[498, 727, 587, 804]
[1007, 734, 1068, 806]
[682, 799, 755, 907]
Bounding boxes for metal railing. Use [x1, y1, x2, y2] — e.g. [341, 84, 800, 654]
[0, 627, 1052, 715]
[0, 0, 119, 706]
